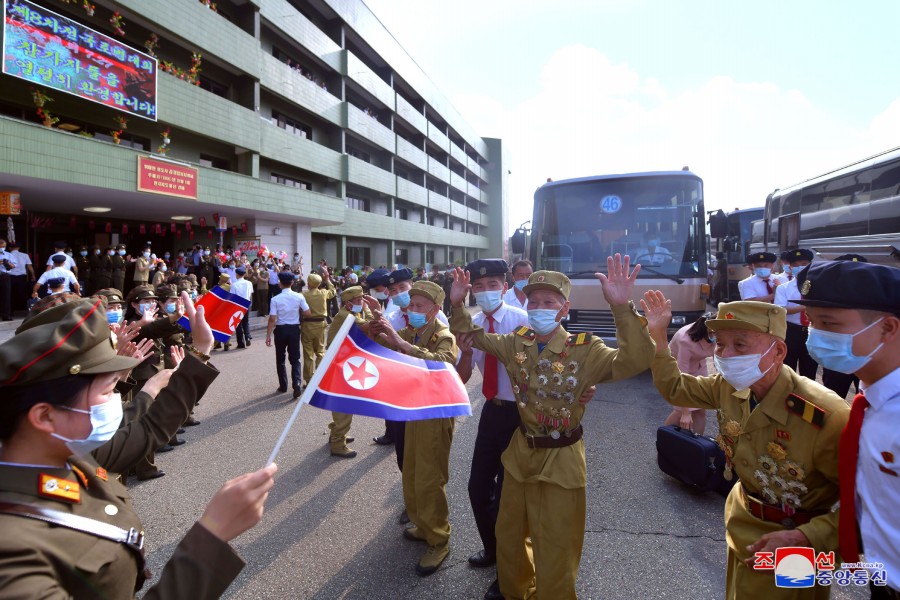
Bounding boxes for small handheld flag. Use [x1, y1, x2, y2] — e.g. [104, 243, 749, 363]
[178, 285, 250, 343]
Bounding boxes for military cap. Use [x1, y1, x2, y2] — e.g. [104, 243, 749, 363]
[746, 252, 777, 264]
[116, 243, 126, 250]
[365, 268, 391, 288]
[523, 270, 572, 301]
[51, 254, 67, 264]
[2, 298, 140, 386]
[308, 273, 322, 288]
[409, 280, 445, 306]
[786, 248, 814, 263]
[465, 258, 509, 281]
[341, 285, 364, 303]
[834, 253, 868, 263]
[235, 266, 246, 275]
[20, 292, 82, 329]
[388, 268, 413, 285]
[156, 284, 179, 299]
[217, 273, 230, 286]
[46, 277, 66, 288]
[93, 288, 125, 305]
[706, 300, 787, 340]
[128, 285, 158, 303]
[794, 261, 900, 315]
[277, 271, 296, 286]
[52, 240, 67, 249]
[175, 279, 192, 294]
[779, 250, 792, 262]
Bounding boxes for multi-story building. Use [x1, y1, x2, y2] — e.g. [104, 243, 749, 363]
[0, 0, 507, 270]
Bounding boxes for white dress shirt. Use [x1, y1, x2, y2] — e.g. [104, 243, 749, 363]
[0, 249, 16, 274]
[269, 290, 309, 325]
[230, 277, 254, 302]
[773, 278, 803, 325]
[857, 366, 900, 584]
[738, 273, 788, 300]
[37, 267, 78, 291]
[8, 251, 30, 276]
[268, 267, 280, 285]
[503, 288, 528, 310]
[470, 302, 529, 402]
[46, 251, 76, 271]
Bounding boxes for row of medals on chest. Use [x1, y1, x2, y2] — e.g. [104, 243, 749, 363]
[715, 418, 808, 514]
[511, 353, 579, 439]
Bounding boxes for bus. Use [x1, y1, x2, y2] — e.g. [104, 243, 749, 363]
[751, 146, 900, 265]
[708, 207, 764, 301]
[511, 170, 709, 338]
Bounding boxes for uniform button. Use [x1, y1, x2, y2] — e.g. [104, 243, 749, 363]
[105, 504, 119, 516]
[745, 433, 752, 441]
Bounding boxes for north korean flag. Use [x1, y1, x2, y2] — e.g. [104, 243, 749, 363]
[178, 286, 251, 343]
[308, 322, 471, 421]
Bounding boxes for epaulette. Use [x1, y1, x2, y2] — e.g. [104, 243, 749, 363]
[785, 393, 826, 428]
[566, 332, 592, 346]
[514, 326, 536, 340]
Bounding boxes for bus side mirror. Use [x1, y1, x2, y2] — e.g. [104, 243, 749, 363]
[709, 210, 728, 239]
[510, 229, 527, 254]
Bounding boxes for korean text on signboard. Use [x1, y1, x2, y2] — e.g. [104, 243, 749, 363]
[2, 0, 157, 120]
[137, 156, 198, 200]
[235, 238, 261, 261]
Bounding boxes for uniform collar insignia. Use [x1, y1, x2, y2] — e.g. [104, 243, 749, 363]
[38, 473, 81, 503]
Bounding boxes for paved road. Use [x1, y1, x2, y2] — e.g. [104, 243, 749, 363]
[133, 336, 866, 599]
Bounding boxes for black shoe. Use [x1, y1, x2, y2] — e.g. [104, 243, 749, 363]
[346, 436, 355, 443]
[373, 435, 394, 445]
[484, 578, 503, 600]
[157, 444, 174, 453]
[246, 340, 251, 346]
[397, 509, 410, 525]
[468, 549, 496, 568]
[169, 437, 186, 446]
[277, 386, 287, 393]
[293, 388, 302, 399]
[185, 417, 201, 426]
[137, 470, 166, 481]
[237, 344, 246, 349]
[177, 428, 186, 434]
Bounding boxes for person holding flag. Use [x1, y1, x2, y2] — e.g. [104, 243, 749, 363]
[371, 280, 459, 577]
[449, 255, 655, 600]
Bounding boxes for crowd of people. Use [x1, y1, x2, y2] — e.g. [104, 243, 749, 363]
[0, 239, 897, 600]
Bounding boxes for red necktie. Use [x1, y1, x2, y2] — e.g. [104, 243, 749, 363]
[765, 280, 773, 294]
[403, 313, 409, 328]
[838, 393, 869, 563]
[481, 314, 498, 401]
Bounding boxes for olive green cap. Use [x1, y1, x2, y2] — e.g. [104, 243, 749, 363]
[156, 284, 179, 299]
[341, 285, 363, 303]
[408, 280, 445, 305]
[2, 298, 140, 386]
[308, 273, 322, 289]
[93, 288, 124, 305]
[706, 301, 787, 340]
[126, 284, 157, 304]
[522, 270, 572, 300]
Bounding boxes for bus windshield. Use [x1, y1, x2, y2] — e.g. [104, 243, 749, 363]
[531, 175, 705, 278]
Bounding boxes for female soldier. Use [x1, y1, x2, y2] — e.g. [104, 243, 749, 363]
[0, 293, 277, 598]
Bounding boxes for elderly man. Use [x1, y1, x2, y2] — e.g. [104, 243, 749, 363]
[642, 293, 849, 599]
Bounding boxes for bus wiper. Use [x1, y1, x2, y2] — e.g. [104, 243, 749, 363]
[565, 271, 602, 279]
[636, 265, 684, 284]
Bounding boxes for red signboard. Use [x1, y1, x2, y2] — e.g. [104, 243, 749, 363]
[137, 155, 198, 199]
[0, 191, 21, 215]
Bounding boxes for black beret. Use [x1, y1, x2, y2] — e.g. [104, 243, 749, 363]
[746, 252, 777, 264]
[52, 240, 67, 249]
[365, 268, 391, 288]
[786, 249, 814, 263]
[51, 254, 67, 263]
[465, 259, 509, 280]
[235, 266, 246, 275]
[387, 268, 413, 285]
[834, 253, 868, 263]
[277, 271, 296, 285]
[795, 261, 900, 315]
[779, 250, 792, 261]
[46, 277, 66, 288]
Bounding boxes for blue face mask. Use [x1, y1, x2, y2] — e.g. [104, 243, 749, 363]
[648, 239, 661, 247]
[806, 318, 884, 374]
[137, 302, 154, 315]
[755, 268, 771, 278]
[393, 290, 411, 308]
[106, 309, 123, 325]
[80, 251, 87, 256]
[407, 310, 427, 328]
[783, 265, 792, 276]
[166, 302, 177, 314]
[474, 290, 503, 313]
[514, 279, 528, 291]
[351, 303, 363, 313]
[528, 309, 560, 335]
[118, 249, 126, 256]
[50, 393, 123, 456]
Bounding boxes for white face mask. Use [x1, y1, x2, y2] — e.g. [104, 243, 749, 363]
[372, 290, 389, 300]
[714, 341, 776, 391]
[50, 393, 123, 456]
[474, 290, 503, 313]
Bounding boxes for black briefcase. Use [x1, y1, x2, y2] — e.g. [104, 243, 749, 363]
[656, 425, 737, 496]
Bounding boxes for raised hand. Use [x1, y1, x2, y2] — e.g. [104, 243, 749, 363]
[595, 253, 640, 307]
[170, 345, 186, 367]
[181, 290, 213, 355]
[140, 303, 158, 324]
[639, 290, 673, 336]
[449, 267, 471, 307]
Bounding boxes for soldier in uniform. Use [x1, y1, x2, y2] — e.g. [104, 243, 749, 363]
[774, 249, 817, 380]
[739, 252, 787, 303]
[111, 244, 127, 294]
[641, 293, 849, 600]
[267, 271, 313, 399]
[373, 280, 459, 576]
[251, 259, 269, 317]
[325, 285, 375, 458]
[89, 246, 110, 296]
[0, 295, 277, 598]
[795, 261, 900, 599]
[132, 246, 152, 292]
[301, 272, 336, 387]
[75, 245, 91, 295]
[448, 255, 655, 599]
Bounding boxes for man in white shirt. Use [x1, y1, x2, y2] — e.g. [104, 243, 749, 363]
[0, 238, 17, 320]
[34, 255, 79, 297]
[7, 240, 34, 313]
[738, 251, 787, 302]
[45, 240, 77, 274]
[502, 259, 533, 311]
[773, 249, 817, 379]
[796, 261, 900, 597]
[231, 267, 255, 349]
[630, 232, 673, 267]
[266, 271, 313, 398]
[454, 259, 529, 583]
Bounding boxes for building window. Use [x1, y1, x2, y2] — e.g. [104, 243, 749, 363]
[347, 246, 371, 267]
[198, 77, 228, 98]
[395, 248, 409, 265]
[395, 207, 408, 221]
[270, 173, 310, 190]
[346, 197, 370, 212]
[348, 145, 370, 163]
[93, 131, 149, 151]
[426, 250, 435, 265]
[273, 111, 311, 139]
[199, 154, 229, 170]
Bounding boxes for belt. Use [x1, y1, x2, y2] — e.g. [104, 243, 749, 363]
[275, 323, 299, 327]
[304, 317, 326, 322]
[490, 398, 517, 408]
[519, 424, 583, 448]
[741, 484, 826, 528]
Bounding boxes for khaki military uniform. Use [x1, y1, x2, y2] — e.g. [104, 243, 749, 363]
[301, 281, 336, 385]
[399, 319, 459, 548]
[450, 302, 655, 600]
[111, 254, 126, 293]
[651, 356, 850, 600]
[326, 305, 373, 454]
[133, 257, 150, 286]
[252, 266, 269, 316]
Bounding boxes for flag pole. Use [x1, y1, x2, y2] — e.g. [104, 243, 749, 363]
[265, 317, 357, 466]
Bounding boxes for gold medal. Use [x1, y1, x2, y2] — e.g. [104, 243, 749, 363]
[723, 464, 733, 481]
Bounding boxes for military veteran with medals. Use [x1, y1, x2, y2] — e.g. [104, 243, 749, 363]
[641, 292, 850, 599]
[449, 254, 655, 600]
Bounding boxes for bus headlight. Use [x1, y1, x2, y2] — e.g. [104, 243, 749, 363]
[670, 315, 686, 326]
